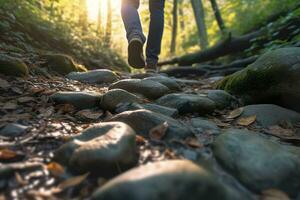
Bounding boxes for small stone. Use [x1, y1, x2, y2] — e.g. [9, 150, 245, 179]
[0, 54, 28, 77]
[206, 90, 238, 109]
[92, 160, 234, 200]
[0, 123, 28, 137]
[156, 93, 216, 115]
[50, 91, 101, 110]
[54, 122, 137, 176]
[100, 89, 143, 111]
[66, 69, 118, 84]
[108, 109, 192, 140]
[109, 79, 170, 99]
[190, 118, 220, 135]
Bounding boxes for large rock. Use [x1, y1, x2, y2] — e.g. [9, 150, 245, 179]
[213, 129, 300, 197]
[144, 76, 181, 91]
[0, 123, 28, 137]
[217, 48, 300, 112]
[92, 160, 233, 200]
[109, 79, 170, 99]
[156, 93, 216, 115]
[42, 54, 87, 75]
[50, 91, 101, 109]
[66, 69, 118, 84]
[239, 104, 300, 127]
[54, 122, 137, 176]
[116, 102, 178, 117]
[206, 90, 238, 109]
[0, 54, 28, 77]
[100, 89, 143, 111]
[108, 109, 193, 140]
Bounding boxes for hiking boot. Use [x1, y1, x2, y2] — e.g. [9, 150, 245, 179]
[128, 37, 145, 69]
[145, 63, 158, 73]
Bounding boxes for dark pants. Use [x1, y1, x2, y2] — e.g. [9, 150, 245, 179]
[121, 0, 165, 66]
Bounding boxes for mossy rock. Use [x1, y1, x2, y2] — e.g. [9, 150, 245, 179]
[0, 54, 29, 77]
[42, 53, 87, 75]
[216, 48, 300, 111]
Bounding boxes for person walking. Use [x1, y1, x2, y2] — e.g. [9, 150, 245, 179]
[121, 0, 165, 72]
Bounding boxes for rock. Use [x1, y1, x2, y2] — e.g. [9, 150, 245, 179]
[100, 89, 143, 112]
[217, 48, 300, 112]
[131, 72, 166, 79]
[156, 93, 216, 115]
[109, 79, 170, 99]
[42, 54, 87, 75]
[143, 76, 181, 91]
[0, 54, 28, 77]
[206, 90, 238, 109]
[66, 69, 118, 84]
[0, 123, 28, 137]
[108, 109, 192, 140]
[213, 129, 300, 197]
[239, 104, 300, 127]
[50, 91, 101, 110]
[190, 118, 220, 135]
[92, 160, 233, 200]
[116, 102, 178, 117]
[54, 122, 137, 176]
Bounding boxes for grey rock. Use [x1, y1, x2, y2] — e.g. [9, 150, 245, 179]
[190, 118, 220, 135]
[144, 76, 181, 91]
[239, 104, 300, 127]
[66, 69, 118, 84]
[92, 160, 233, 200]
[100, 89, 143, 111]
[213, 129, 300, 197]
[116, 102, 178, 117]
[50, 91, 101, 110]
[156, 93, 216, 115]
[109, 79, 170, 99]
[108, 109, 193, 140]
[54, 122, 137, 176]
[206, 90, 238, 109]
[131, 72, 167, 79]
[0, 123, 28, 137]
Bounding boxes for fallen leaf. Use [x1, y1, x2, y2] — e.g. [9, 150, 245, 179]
[76, 109, 103, 120]
[17, 96, 35, 103]
[136, 135, 146, 145]
[58, 173, 89, 190]
[15, 172, 27, 185]
[47, 162, 65, 177]
[164, 149, 177, 159]
[58, 104, 75, 113]
[3, 102, 18, 110]
[0, 78, 10, 89]
[261, 189, 290, 200]
[264, 125, 300, 145]
[237, 115, 256, 126]
[185, 137, 203, 148]
[149, 122, 169, 140]
[227, 107, 244, 119]
[0, 148, 17, 159]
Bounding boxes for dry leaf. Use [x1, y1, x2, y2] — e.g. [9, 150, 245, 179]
[0, 148, 17, 159]
[261, 189, 290, 200]
[47, 162, 65, 177]
[164, 149, 177, 159]
[17, 96, 35, 103]
[227, 107, 244, 119]
[58, 104, 75, 113]
[0, 78, 10, 89]
[136, 135, 146, 145]
[3, 102, 18, 110]
[15, 172, 27, 185]
[149, 122, 169, 140]
[237, 115, 256, 126]
[76, 109, 103, 120]
[265, 125, 294, 137]
[58, 173, 89, 190]
[185, 137, 203, 148]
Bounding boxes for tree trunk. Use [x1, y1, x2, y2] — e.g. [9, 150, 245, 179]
[170, 0, 178, 54]
[105, 0, 112, 46]
[190, 0, 208, 49]
[97, 0, 102, 36]
[209, 0, 226, 34]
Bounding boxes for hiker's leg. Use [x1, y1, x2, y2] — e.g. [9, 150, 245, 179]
[121, 0, 146, 43]
[146, 0, 165, 67]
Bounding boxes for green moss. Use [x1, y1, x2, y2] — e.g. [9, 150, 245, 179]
[0, 55, 29, 77]
[43, 53, 80, 75]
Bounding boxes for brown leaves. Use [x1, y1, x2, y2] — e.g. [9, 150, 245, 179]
[261, 189, 290, 200]
[136, 135, 146, 145]
[57, 173, 89, 191]
[264, 125, 300, 145]
[17, 96, 35, 103]
[149, 122, 169, 140]
[227, 107, 244, 119]
[0, 148, 17, 160]
[47, 162, 65, 177]
[237, 115, 256, 126]
[185, 137, 203, 148]
[76, 109, 103, 120]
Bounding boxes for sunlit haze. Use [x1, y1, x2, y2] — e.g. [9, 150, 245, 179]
[87, 0, 121, 22]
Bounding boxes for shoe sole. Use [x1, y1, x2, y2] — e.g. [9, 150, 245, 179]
[128, 39, 145, 69]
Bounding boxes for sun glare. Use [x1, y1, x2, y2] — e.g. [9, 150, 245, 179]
[86, 0, 121, 22]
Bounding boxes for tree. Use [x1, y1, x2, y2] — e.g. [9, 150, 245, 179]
[78, 0, 88, 34]
[170, 0, 178, 54]
[105, 0, 112, 46]
[209, 0, 226, 34]
[190, 0, 208, 49]
[97, 0, 102, 36]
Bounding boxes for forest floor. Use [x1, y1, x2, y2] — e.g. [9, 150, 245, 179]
[1, 61, 300, 200]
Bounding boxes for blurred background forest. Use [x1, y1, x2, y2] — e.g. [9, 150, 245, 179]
[0, 0, 299, 70]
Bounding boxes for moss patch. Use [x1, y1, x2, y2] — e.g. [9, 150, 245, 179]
[0, 54, 29, 77]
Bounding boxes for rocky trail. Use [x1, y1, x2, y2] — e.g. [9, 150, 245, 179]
[1, 48, 300, 200]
